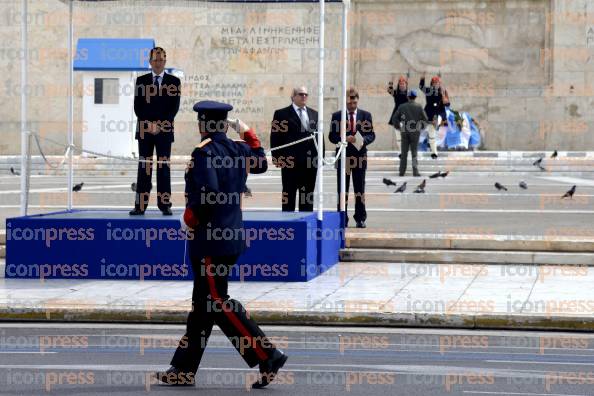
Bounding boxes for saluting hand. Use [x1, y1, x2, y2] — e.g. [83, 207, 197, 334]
[227, 118, 249, 134]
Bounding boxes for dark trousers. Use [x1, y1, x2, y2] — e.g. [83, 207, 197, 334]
[399, 131, 421, 176]
[171, 255, 276, 373]
[134, 134, 172, 211]
[281, 160, 317, 212]
[336, 156, 367, 223]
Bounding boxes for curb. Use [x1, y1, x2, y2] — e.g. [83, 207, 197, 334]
[2, 308, 594, 332]
[346, 233, 594, 253]
[340, 248, 594, 265]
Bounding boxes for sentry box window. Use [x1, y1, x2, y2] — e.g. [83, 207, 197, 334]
[94, 78, 119, 105]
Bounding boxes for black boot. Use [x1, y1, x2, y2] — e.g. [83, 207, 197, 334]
[152, 366, 195, 386]
[252, 350, 288, 389]
[129, 207, 145, 216]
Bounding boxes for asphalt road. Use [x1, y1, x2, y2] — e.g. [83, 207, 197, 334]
[1, 323, 594, 395]
[1, 166, 594, 236]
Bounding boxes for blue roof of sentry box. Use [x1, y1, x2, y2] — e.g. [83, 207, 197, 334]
[73, 38, 155, 71]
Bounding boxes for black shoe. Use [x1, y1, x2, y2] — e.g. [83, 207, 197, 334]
[413, 168, 421, 177]
[129, 208, 144, 216]
[356, 221, 366, 228]
[152, 366, 195, 386]
[431, 153, 438, 159]
[399, 173, 405, 177]
[160, 207, 173, 216]
[252, 350, 288, 389]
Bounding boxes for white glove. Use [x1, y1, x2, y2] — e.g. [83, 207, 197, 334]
[179, 212, 189, 232]
[227, 118, 249, 134]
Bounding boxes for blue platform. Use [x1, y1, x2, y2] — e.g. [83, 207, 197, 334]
[5, 210, 342, 282]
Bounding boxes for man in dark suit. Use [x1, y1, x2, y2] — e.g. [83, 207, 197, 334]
[130, 47, 181, 216]
[270, 86, 319, 212]
[329, 87, 375, 228]
[154, 101, 287, 389]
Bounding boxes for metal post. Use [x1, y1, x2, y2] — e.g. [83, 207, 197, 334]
[316, 0, 325, 222]
[340, 0, 349, 214]
[67, 0, 74, 210]
[20, 0, 28, 216]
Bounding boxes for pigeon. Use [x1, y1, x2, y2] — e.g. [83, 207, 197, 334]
[439, 171, 450, 178]
[414, 180, 426, 193]
[72, 182, 84, 192]
[429, 171, 442, 179]
[131, 182, 137, 192]
[394, 182, 407, 193]
[382, 178, 397, 187]
[244, 186, 252, 198]
[551, 150, 558, 159]
[9, 167, 20, 176]
[562, 185, 576, 199]
[494, 182, 508, 191]
[519, 181, 528, 190]
[532, 157, 543, 166]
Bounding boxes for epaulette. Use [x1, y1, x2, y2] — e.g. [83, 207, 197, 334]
[196, 138, 212, 149]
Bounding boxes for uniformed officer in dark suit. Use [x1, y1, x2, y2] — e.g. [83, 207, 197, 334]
[130, 47, 181, 216]
[392, 90, 429, 176]
[153, 101, 287, 388]
[329, 87, 375, 228]
[270, 86, 319, 212]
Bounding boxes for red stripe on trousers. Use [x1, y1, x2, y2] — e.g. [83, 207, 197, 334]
[204, 256, 269, 361]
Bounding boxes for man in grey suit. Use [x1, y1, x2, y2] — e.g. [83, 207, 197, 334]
[391, 90, 428, 177]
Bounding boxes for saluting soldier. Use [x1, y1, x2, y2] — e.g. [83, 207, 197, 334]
[153, 101, 288, 388]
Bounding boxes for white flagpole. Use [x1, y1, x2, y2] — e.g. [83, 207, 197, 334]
[67, 0, 74, 210]
[20, 0, 28, 216]
[340, 0, 349, 214]
[316, 0, 325, 222]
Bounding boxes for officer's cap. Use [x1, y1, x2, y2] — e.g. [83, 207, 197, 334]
[193, 100, 233, 122]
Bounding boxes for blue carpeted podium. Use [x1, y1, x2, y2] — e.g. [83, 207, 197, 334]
[5, 210, 342, 282]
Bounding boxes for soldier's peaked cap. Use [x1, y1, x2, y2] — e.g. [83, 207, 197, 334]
[193, 100, 233, 122]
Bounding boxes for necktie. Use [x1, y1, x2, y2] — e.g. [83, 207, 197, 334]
[349, 112, 355, 134]
[154, 75, 160, 87]
[298, 107, 307, 131]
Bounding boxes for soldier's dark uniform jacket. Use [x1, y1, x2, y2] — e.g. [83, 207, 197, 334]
[184, 131, 267, 256]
